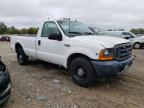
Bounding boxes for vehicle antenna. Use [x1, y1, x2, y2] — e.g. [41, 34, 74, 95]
[68, 18, 70, 37]
[68, 4, 71, 37]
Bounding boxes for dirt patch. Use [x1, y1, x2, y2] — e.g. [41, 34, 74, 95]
[0, 42, 144, 108]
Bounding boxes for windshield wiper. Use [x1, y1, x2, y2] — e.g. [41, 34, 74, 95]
[83, 32, 95, 35]
[68, 32, 94, 37]
[68, 31, 82, 35]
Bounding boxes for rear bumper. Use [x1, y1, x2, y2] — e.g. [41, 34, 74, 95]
[91, 56, 134, 78]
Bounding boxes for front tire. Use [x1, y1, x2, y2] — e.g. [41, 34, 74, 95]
[69, 57, 96, 86]
[133, 43, 141, 49]
[17, 49, 28, 65]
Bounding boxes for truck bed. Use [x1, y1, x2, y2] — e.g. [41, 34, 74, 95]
[11, 34, 37, 37]
[10, 35, 37, 58]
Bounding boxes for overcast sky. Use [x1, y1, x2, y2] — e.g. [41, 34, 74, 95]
[0, 0, 144, 29]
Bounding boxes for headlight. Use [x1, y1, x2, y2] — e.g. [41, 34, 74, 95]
[99, 48, 114, 60]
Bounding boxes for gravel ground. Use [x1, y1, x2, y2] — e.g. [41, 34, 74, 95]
[0, 42, 144, 108]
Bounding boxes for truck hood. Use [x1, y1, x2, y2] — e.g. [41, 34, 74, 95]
[132, 36, 144, 40]
[138, 36, 144, 39]
[72, 35, 130, 48]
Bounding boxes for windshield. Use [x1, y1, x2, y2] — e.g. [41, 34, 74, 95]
[129, 32, 137, 38]
[57, 20, 94, 37]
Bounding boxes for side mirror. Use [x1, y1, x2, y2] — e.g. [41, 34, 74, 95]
[124, 37, 130, 39]
[48, 33, 62, 41]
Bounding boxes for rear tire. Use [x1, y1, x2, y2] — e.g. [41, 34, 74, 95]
[69, 57, 96, 86]
[133, 43, 141, 49]
[17, 49, 28, 65]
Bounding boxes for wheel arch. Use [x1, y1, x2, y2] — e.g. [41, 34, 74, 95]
[133, 42, 141, 48]
[66, 53, 91, 70]
[134, 42, 141, 44]
[15, 43, 23, 53]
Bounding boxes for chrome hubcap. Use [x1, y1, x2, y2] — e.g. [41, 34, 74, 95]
[19, 55, 23, 60]
[77, 68, 85, 76]
[18, 54, 23, 63]
[135, 44, 140, 49]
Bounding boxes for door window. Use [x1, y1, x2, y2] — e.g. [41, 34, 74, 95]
[122, 32, 134, 39]
[41, 22, 60, 37]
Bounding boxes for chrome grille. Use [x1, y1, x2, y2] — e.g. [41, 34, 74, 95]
[115, 43, 132, 60]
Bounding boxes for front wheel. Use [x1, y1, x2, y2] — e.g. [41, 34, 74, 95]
[17, 49, 28, 65]
[69, 57, 97, 86]
[133, 43, 141, 49]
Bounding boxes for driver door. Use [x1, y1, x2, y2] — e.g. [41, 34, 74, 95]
[37, 21, 63, 65]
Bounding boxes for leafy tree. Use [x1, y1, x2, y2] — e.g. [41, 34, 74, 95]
[131, 28, 144, 34]
[0, 22, 39, 35]
[7, 26, 20, 34]
[19, 28, 28, 34]
[27, 27, 38, 34]
[0, 22, 7, 34]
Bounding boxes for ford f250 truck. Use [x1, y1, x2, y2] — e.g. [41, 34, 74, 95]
[10, 19, 134, 86]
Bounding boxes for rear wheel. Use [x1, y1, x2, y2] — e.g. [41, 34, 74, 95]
[133, 43, 141, 49]
[69, 57, 96, 86]
[17, 49, 28, 65]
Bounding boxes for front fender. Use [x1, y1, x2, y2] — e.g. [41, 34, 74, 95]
[63, 47, 101, 68]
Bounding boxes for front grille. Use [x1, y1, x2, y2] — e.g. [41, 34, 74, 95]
[115, 43, 132, 60]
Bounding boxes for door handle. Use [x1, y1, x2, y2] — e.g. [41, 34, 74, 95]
[38, 40, 41, 46]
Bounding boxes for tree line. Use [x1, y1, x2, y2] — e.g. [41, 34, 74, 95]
[1, 22, 144, 35]
[0, 22, 38, 35]
[130, 28, 144, 35]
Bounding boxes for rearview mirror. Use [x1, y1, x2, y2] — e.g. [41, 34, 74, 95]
[48, 33, 62, 41]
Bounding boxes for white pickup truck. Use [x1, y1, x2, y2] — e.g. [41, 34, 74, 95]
[10, 19, 134, 86]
